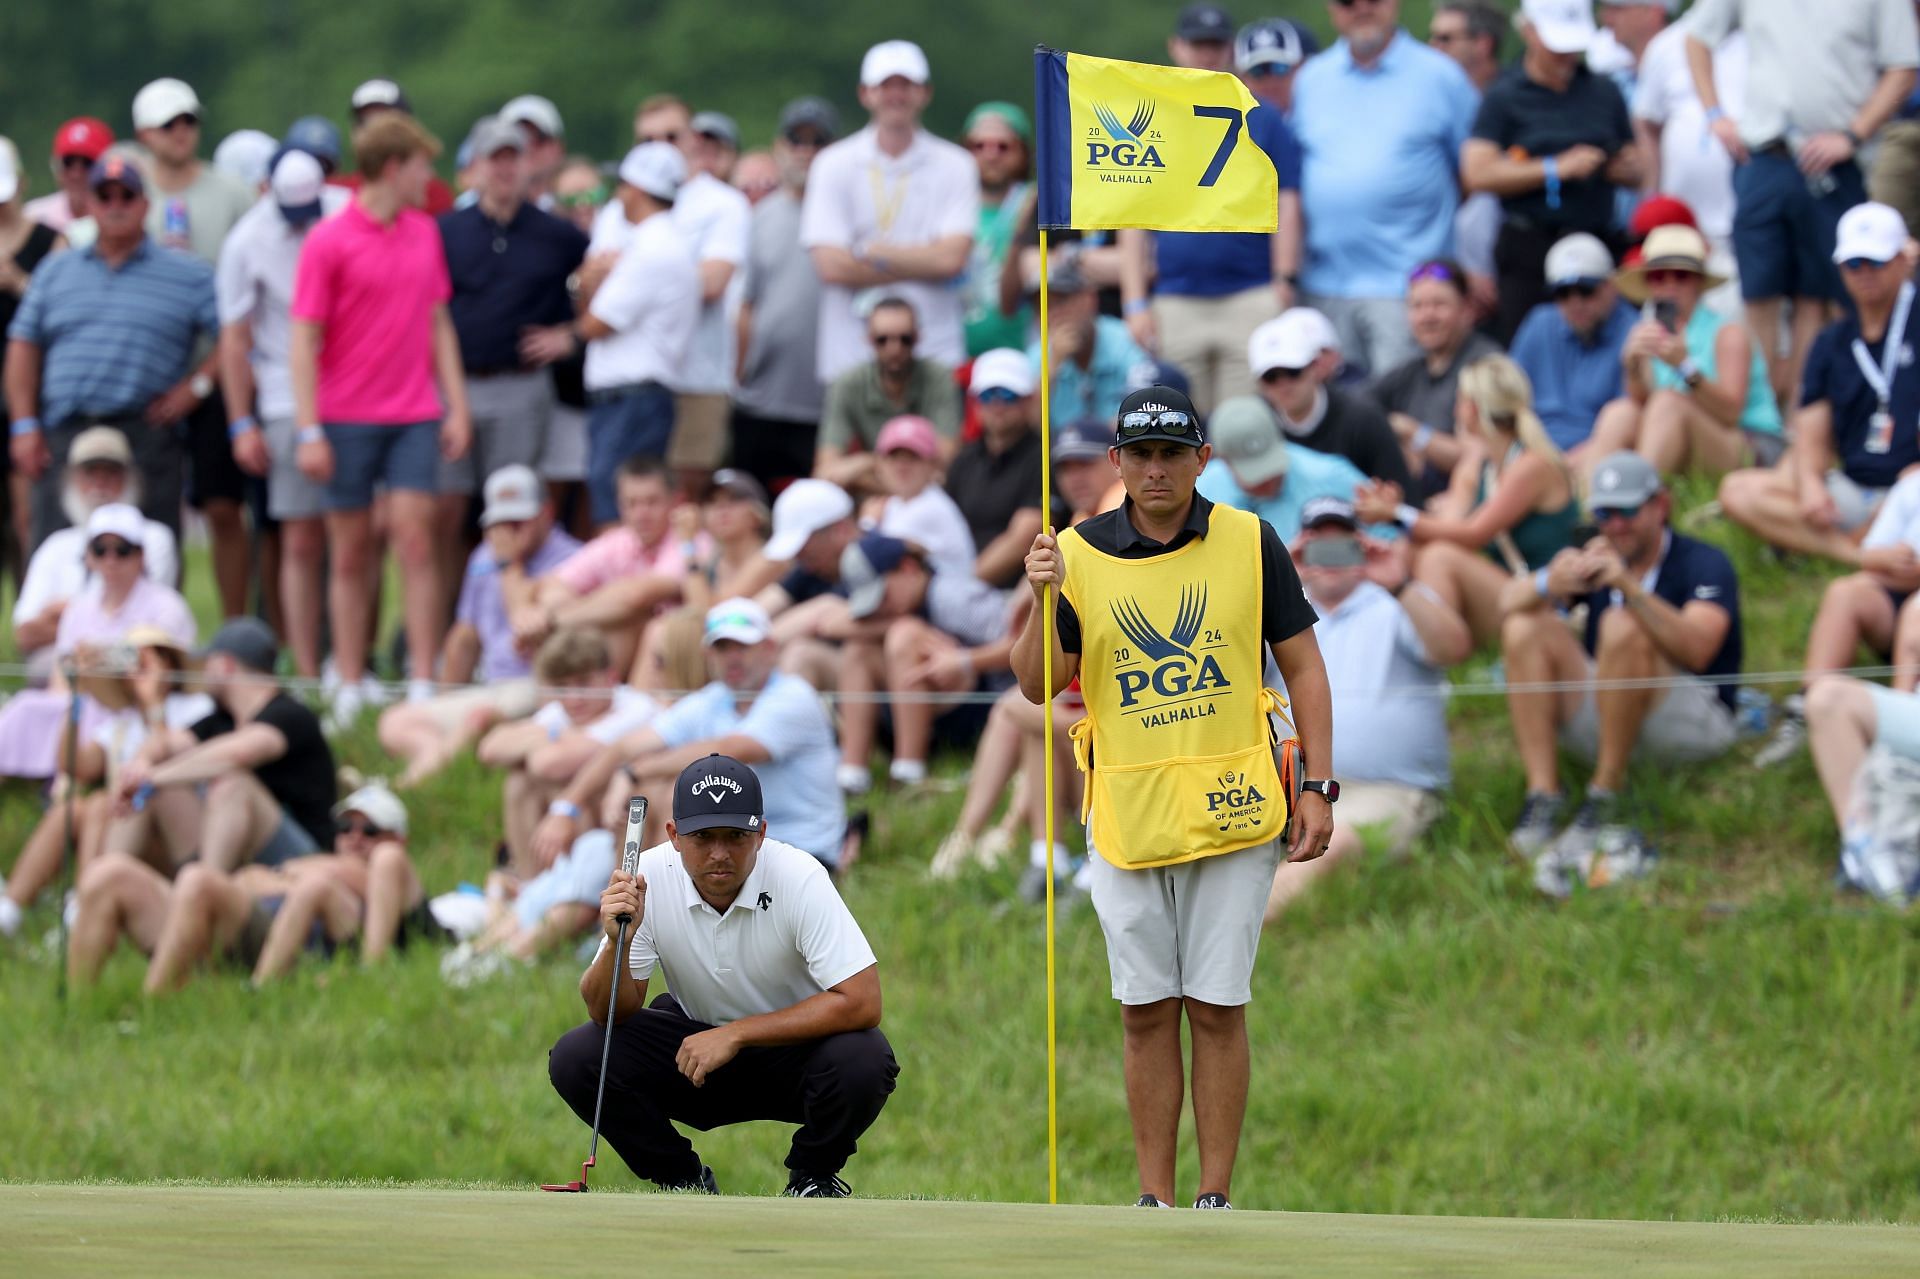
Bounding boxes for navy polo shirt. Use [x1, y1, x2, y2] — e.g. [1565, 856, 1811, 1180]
[1579, 531, 1741, 710]
[1800, 300, 1920, 489]
[439, 201, 589, 373]
[8, 239, 216, 426]
[1149, 108, 1301, 298]
[1471, 64, 1632, 234]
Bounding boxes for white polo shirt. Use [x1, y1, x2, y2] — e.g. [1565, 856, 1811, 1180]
[215, 189, 351, 420]
[585, 208, 700, 393]
[671, 172, 751, 396]
[604, 837, 877, 1027]
[799, 124, 979, 381]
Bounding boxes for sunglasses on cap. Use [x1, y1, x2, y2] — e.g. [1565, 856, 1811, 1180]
[1260, 366, 1308, 383]
[1116, 408, 1200, 440]
[976, 386, 1022, 404]
[336, 815, 388, 839]
[871, 331, 916, 348]
[1552, 281, 1600, 301]
[88, 538, 138, 559]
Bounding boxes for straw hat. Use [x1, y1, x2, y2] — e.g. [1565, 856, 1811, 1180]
[1615, 224, 1728, 304]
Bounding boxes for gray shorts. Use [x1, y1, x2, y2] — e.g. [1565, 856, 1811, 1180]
[1560, 671, 1738, 764]
[254, 806, 322, 867]
[1828, 471, 1890, 533]
[441, 371, 552, 493]
[1086, 834, 1282, 1007]
[541, 404, 589, 482]
[263, 415, 328, 521]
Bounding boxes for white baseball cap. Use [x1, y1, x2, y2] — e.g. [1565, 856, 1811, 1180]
[499, 94, 564, 139]
[0, 137, 19, 204]
[132, 78, 203, 132]
[270, 149, 327, 226]
[970, 347, 1039, 397]
[213, 129, 276, 191]
[1247, 310, 1327, 377]
[703, 597, 774, 647]
[617, 141, 685, 202]
[861, 40, 932, 88]
[334, 784, 408, 837]
[764, 478, 855, 562]
[1834, 202, 1910, 265]
[1544, 232, 1615, 287]
[350, 79, 407, 112]
[1522, 0, 1598, 54]
[85, 502, 146, 548]
[480, 464, 543, 528]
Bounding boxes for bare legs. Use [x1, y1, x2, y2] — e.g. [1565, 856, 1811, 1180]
[1120, 996, 1250, 1204]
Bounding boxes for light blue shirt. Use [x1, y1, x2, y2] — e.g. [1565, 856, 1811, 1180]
[1028, 316, 1156, 425]
[1196, 447, 1368, 543]
[1510, 298, 1637, 451]
[1315, 582, 1450, 789]
[1291, 31, 1480, 299]
[651, 672, 846, 867]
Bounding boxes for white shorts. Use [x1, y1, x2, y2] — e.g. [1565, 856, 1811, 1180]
[1827, 471, 1890, 533]
[1560, 672, 1738, 764]
[1086, 834, 1282, 1007]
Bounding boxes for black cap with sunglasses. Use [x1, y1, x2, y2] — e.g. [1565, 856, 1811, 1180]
[1114, 386, 1206, 448]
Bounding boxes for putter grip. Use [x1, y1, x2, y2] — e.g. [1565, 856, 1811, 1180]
[616, 796, 647, 925]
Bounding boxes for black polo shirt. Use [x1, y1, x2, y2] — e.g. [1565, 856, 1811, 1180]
[1054, 491, 1317, 653]
[945, 428, 1045, 579]
[1471, 64, 1632, 234]
[440, 201, 590, 373]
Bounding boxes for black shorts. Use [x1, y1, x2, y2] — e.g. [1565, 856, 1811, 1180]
[185, 396, 249, 507]
[728, 407, 818, 494]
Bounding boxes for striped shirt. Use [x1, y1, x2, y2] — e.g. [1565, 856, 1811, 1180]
[8, 239, 217, 427]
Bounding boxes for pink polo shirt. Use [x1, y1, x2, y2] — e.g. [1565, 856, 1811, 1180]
[290, 200, 451, 425]
[550, 528, 700, 599]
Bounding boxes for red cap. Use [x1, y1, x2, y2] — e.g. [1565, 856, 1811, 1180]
[875, 415, 941, 460]
[1619, 245, 1645, 270]
[1629, 194, 1697, 242]
[53, 117, 114, 163]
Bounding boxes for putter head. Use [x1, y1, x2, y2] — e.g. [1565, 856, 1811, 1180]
[540, 1155, 595, 1192]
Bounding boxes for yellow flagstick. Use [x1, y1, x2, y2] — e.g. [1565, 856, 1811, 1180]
[1037, 226, 1059, 1207]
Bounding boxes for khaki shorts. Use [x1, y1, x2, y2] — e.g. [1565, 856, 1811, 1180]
[411, 679, 541, 736]
[1560, 671, 1738, 764]
[667, 393, 730, 471]
[1337, 781, 1442, 858]
[1086, 834, 1282, 1007]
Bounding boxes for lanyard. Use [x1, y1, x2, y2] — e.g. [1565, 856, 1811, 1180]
[1853, 282, 1915, 409]
[867, 162, 909, 241]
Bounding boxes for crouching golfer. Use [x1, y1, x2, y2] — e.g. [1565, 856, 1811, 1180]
[548, 754, 898, 1197]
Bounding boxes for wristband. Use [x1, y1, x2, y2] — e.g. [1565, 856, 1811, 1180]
[547, 799, 582, 821]
[9, 417, 40, 438]
[1534, 566, 1552, 599]
[296, 425, 325, 446]
[1845, 128, 1864, 151]
[227, 415, 258, 440]
[1409, 424, 1434, 456]
[1704, 106, 1726, 125]
[1677, 357, 1704, 387]
[1542, 156, 1561, 211]
[1123, 298, 1150, 317]
[1394, 503, 1422, 529]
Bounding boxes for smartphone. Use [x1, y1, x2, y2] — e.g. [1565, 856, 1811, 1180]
[1570, 523, 1600, 547]
[1653, 299, 1679, 332]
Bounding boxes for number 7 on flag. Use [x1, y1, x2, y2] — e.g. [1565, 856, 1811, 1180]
[1192, 105, 1242, 188]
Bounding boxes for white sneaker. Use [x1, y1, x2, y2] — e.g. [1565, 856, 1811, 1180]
[406, 678, 436, 705]
[835, 763, 872, 795]
[0, 894, 22, 939]
[889, 758, 928, 786]
[1753, 710, 1806, 769]
[359, 675, 395, 708]
[929, 831, 975, 880]
[62, 891, 78, 931]
[326, 682, 366, 733]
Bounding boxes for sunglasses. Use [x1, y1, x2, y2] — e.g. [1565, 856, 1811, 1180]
[161, 114, 200, 132]
[976, 386, 1022, 405]
[59, 154, 94, 171]
[1429, 31, 1461, 45]
[556, 188, 606, 209]
[784, 129, 830, 148]
[1840, 257, 1890, 272]
[336, 816, 388, 839]
[1301, 536, 1366, 568]
[88, 538, 138, 559]
[93, 187, 140, 206]
[1552, 282, 1599, 301]
[871, 332, 917, 348]
[1117, 409, 1199, 439]
[1593, 502, 1645, 522]
[1261, 366, 1308, 383]
[639, 130, 682, 146]
[1644, 268, 1700, 286]
[968, 138, 1020, 155]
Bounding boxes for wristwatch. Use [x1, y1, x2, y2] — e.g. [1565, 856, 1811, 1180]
[189, 372, 214, 401]
[1302, 779, 1340, 803]
[1677, 357, 1705, 389]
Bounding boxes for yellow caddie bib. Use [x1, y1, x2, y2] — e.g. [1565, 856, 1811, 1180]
[1060, 503, 1290, 869]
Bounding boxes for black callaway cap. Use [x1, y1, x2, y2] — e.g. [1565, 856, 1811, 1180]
[673, 754, 766, 835]
[1115, 385, 1205, 448]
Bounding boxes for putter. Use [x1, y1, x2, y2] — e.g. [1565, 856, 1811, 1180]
[543, 795, 647, 1193]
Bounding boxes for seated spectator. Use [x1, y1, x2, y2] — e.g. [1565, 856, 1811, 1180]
[67, 618, 337, 986]
[530, 598, 847, 871]
[947, 350, 1046, 588]
[1806, 676, 1920, 839]
[678, 467, 775, 617]
[1248, 310, 1411, 487]
[1266, 500, 1470, 919]
[1198, 395, 1368, 542]
[1366, 259, 1504, 498]
[0, 503, 194, 781]
[1755, 469, 1920, 768]
[139, 785, 421, 993]
[1048, 419, 1120, 528]
[859, 415, 975, 577]
[378, 466, 583, 785]
[514, 456, 692, 673]
[833, 533, 1019, 791]
[757, 478, 859, 620]
[815, 297, 962, 492]
[1510, 233, 1637, 453]
[1499, 453, 1741, 895]
[482, 621, 705, 877]
[0, 628, 210, 939]
[12, 427, 178, 681]
[1354, 354, 1579, 645]
[1585, 225, 1781, 481]
[1721, 203, 1920, 564]
[1028, 252, 1155, 425]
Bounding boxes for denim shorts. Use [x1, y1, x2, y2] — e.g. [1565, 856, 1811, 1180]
[254, 807, 323, 867]
[585, 384, 673, 524]
[322, 421, 441, 511]
[1731, 151, 1864, 303]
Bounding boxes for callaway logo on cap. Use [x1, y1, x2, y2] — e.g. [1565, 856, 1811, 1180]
[672, 754, 766, 835]
[691, 772, 743, 804]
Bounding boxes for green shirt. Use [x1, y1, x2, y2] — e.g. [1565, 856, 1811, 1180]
[819, 357, 963, 451]
[964, 187, 1032, 357]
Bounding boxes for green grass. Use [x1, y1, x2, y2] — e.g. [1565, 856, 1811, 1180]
[7, 1186, 1920, 1277]
[6, 484, 1920, 1225]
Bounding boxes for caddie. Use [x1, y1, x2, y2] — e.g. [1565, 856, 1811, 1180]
[1011, 383, 1336, 1211]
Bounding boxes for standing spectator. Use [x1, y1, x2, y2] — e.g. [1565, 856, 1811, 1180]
[218, 150, 349, 680]
[1510, 233, 1639, 452]
[23, 117, 112, 235]
[947, 350, 1046, 588]
[801, 40, 977, 382]
[340, 79, 456, 214]
[1500, 453, 1740, 891]
[1120, 4, 1305, 415]
[499, 95, 568, 207]
[962, 102, 1033, 357]
[1029, 255, 1156, 427]
[1591, 0, 1673, 97]
[733, 98, 837, 493]
[1291, 0, 1479, 376]
[1721, 203, 1920, 563]
[864, 414, 976, 576]
[1463, 0, 1642, 345]
[1367, 258, 1504, 496]
[732, 151, 780, 205]
[1687, 0, 1920, 406]
[815, 297, 962, 491]
[1585, 224, 1782, 478]
[1633, 19, 1747, 287]
[438, 118, 587, 611]
[1248, 310, 1412, 487]
[0, 138, 65, 576]
[1197, 396, 1368, 542]
[1428, 2, 1504, 92]
[690, 112, 742, 185]
[212, 131, 277, 195]
[1236, 18, 1319, 113]
[7, 155, 217, 551]
[290, 113, 472, 722]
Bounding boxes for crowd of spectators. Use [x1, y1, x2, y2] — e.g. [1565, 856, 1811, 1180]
[6, 0, 1920, 983]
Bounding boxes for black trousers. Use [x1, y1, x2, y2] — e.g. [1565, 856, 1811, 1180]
[548, 993, 899, 1186]
[727, 407, 817, 495]
[1492, 220, 1624, 347]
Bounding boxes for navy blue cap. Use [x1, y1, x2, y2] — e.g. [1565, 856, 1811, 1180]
[1176, 2, 1236, 41]
[1115, 385, 1205, 448]
[841, 532, 915, 619]
[1055, 419, 1115, 461]
[673, 755, 765, 835]
[283, 115, 342, 168]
